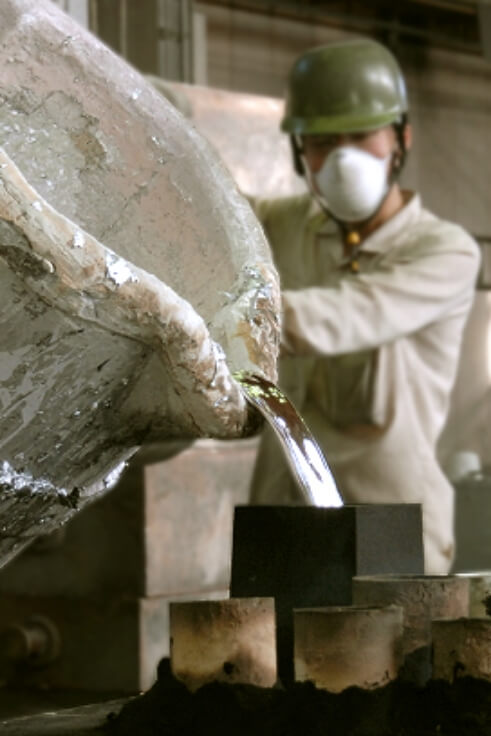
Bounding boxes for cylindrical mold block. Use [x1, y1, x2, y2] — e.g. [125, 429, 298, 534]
[170, 597, 276, 692]
[456, 572, 491, 617]
[352, 575, 469, 684]
[432, 619, 491, 682]
[294, 605, 404, 693]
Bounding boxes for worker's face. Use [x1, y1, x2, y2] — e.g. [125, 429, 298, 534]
[300, 126, 398, 174]
[298, 125, 410, 224]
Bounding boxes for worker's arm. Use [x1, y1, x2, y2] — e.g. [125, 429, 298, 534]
[281, 225, 481, 356]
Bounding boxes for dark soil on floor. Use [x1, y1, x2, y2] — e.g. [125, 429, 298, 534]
[104, 659, 491, 736]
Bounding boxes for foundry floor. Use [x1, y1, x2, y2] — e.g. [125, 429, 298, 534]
[0, 688, 131, 735]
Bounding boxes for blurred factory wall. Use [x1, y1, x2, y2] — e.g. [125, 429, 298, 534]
[84, 0, 206, 83]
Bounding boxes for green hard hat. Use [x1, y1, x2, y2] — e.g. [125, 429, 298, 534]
[281, 38, 408, 135]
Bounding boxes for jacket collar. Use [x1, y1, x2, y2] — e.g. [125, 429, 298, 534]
[312, 191, 421, 253]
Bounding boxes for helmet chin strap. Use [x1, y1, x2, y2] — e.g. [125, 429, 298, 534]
[305, 184, 364, 273]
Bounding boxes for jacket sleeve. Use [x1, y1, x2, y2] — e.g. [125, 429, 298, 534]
[281, 227, 481, 356]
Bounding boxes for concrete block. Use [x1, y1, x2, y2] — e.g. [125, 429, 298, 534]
[143, 439, 256, 596]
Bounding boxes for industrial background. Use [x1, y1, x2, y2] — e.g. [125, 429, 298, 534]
[1, 0, 491, 726]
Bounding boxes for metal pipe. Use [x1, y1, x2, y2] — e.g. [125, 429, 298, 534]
[408, 0, 477, 13]
[199, 0, 482, 55]
[0, 616, 61, 667]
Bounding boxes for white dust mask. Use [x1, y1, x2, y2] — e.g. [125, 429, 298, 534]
[308, 146, 391, 223]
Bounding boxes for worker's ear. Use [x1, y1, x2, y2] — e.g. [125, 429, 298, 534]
[403, 122, 413, 152]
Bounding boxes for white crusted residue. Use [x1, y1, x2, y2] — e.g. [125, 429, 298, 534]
[19, 13, 37, 27]
[0, 460, 68, 497]
[208, 342, 227, 389]
[72, 230, 85, 248]
[105, 253, 139, 286]
[103, 461, 127, 490]
[243, 266, 274, 319]
[32, 201, 43, 211]
[213, 342, 227, 363]
[42, 258, 55, 274]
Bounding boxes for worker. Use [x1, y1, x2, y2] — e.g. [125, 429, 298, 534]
[249, 38, 481, 574]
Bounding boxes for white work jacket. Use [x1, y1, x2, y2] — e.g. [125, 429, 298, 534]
[249, 191, 481, 573]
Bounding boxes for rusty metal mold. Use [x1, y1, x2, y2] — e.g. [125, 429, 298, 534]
[432, 618, 491, 683]
[169, 598, 277, 692]
[294, 605, 404, 692]
[456, 572, 491, 617]
[352, 574, 470, 685]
